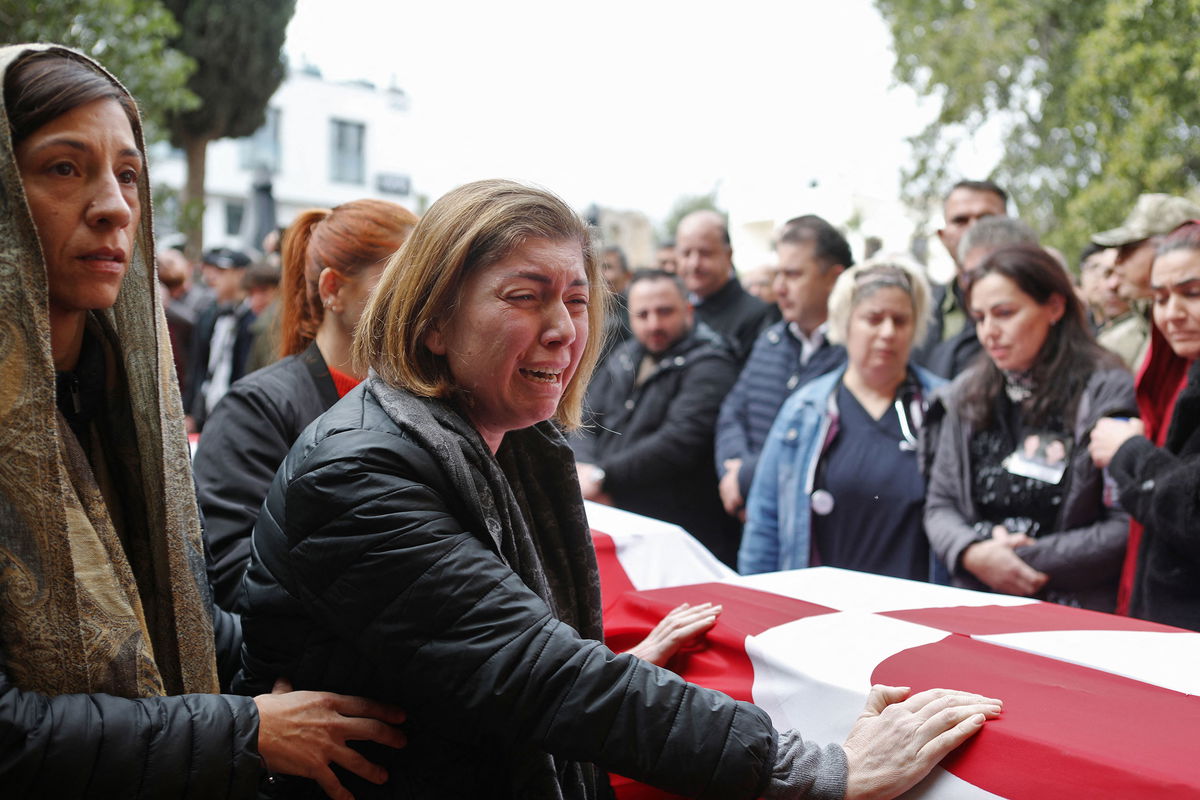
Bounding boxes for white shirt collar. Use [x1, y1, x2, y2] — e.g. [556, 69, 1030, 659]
[788, 320, 828, 365]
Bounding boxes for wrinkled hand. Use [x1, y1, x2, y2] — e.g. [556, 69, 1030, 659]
[843, 685, 1002, 800]
[962, 539, 1048, 596]
[254, 678, 407, 800]
[624, 602, 722, 667]
[719, 459, 744, 516]
[1089, 417, 1145, 468]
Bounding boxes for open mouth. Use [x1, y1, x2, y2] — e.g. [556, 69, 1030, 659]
[520, 368, 563, 384]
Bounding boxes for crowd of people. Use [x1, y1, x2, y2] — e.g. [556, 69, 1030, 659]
[2, 41, 1198, 800]
[585, 179, 1200, 629]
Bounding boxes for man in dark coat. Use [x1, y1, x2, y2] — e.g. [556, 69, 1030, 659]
[675, 210, 777, 361]
[912, 179, 1008, 378]
[183, 247, 257, 432]
[573, 270, 743, 565]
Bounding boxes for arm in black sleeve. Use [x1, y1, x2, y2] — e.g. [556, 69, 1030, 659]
[716, 366, 753, 470]
[1110, 436, 1200, 562]
[0, 648, 261, 799]
[212, 601, 243, 691]
[194, 381, 296, 611]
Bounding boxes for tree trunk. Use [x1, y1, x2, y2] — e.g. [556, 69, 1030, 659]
[182, 134, 210, 262]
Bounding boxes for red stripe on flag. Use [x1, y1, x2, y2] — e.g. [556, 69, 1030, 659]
[607, 774, 688, 800]
[872, 635, 1200, 798]
[882, 602, 1187, 635]
[592, 530, 638, 615]
[604, 582, 837, 703]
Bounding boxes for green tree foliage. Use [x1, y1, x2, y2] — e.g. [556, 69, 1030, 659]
[0, 0, 197, 141]
[874, 0, 1200, 260]
[160, 0, 295, 255]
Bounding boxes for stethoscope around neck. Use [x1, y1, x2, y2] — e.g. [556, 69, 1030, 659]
[809, 376, 924, 517]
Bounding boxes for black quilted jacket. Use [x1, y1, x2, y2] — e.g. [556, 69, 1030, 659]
[236, 383, 779, 800]
[0, 604, 261, 798]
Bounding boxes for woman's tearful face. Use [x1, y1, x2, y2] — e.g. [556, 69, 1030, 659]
[425, 237, 589, 451]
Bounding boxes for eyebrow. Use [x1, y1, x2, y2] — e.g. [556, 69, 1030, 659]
[506, 270, 588, 287]
[1151, 276, 1200, 292]
[27, 136, 143, 161]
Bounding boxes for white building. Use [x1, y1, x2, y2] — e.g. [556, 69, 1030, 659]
[150, 65, 417, 254]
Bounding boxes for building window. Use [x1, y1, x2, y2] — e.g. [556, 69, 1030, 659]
[330, 119, 365, 184]
[225, 200, 245, 236]
[376, 172, 411, 196]
[240, 107, 281, 173]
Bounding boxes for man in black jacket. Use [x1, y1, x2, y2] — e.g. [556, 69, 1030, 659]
[574, 270, 742, 565]
[675, 210, 777, 361]
[183, 247, 257, 432]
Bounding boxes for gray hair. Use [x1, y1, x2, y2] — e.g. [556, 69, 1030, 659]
[958, 216, 1038, 265]
[827, 253, 932, 346]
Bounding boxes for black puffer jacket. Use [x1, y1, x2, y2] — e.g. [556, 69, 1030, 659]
[1111, 358, 1200, 630]
[195, 342, 340, 610]
[0, 604, 261, 798]
[572, 323, 742, 565]
[237, 384, 780, 800]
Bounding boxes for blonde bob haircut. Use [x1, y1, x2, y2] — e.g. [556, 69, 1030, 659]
[354, 179, 607, 430]
[826, 252, 932, 347]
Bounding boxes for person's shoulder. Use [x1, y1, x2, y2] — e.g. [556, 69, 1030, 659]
[771, 369, 838, 435]
[1084, 360, 1136, 395]
[747, 320, 793, 355]
[293, 387, 442, 481]
[730, 284, 769, 321]
[684, 322, 739, 363]
[1098, 311, 1149, 341]
[787, 366, 842, 408]
[934, 362, 985, 407]
[231, 352, 306, 389]
[912, 363, 948, 393]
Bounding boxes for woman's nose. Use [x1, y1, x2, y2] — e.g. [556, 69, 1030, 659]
[1163, 293, 1186, 321]
[86, 173, 134, 229]
[541, 300, 577, 346]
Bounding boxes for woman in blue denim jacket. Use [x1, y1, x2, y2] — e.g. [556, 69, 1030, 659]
[740, 255, 946, 580]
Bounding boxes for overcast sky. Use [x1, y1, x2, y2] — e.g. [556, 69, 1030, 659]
[285, 0, 999, 247]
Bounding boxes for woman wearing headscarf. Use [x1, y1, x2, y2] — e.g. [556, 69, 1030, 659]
[924, 244, 1136, 611]
[740, 255, 946, 580]
[0, 44, 403, 799]
[194, 199, 418, 610]
[238, 178, 1001, 800]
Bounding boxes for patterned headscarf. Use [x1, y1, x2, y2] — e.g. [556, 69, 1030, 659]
[0, 44, 219, 698]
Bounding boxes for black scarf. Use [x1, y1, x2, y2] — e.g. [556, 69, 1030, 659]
[366, 374, 607, 799]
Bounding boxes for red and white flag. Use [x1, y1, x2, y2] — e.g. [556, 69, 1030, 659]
[588, 502, 1200, 799]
